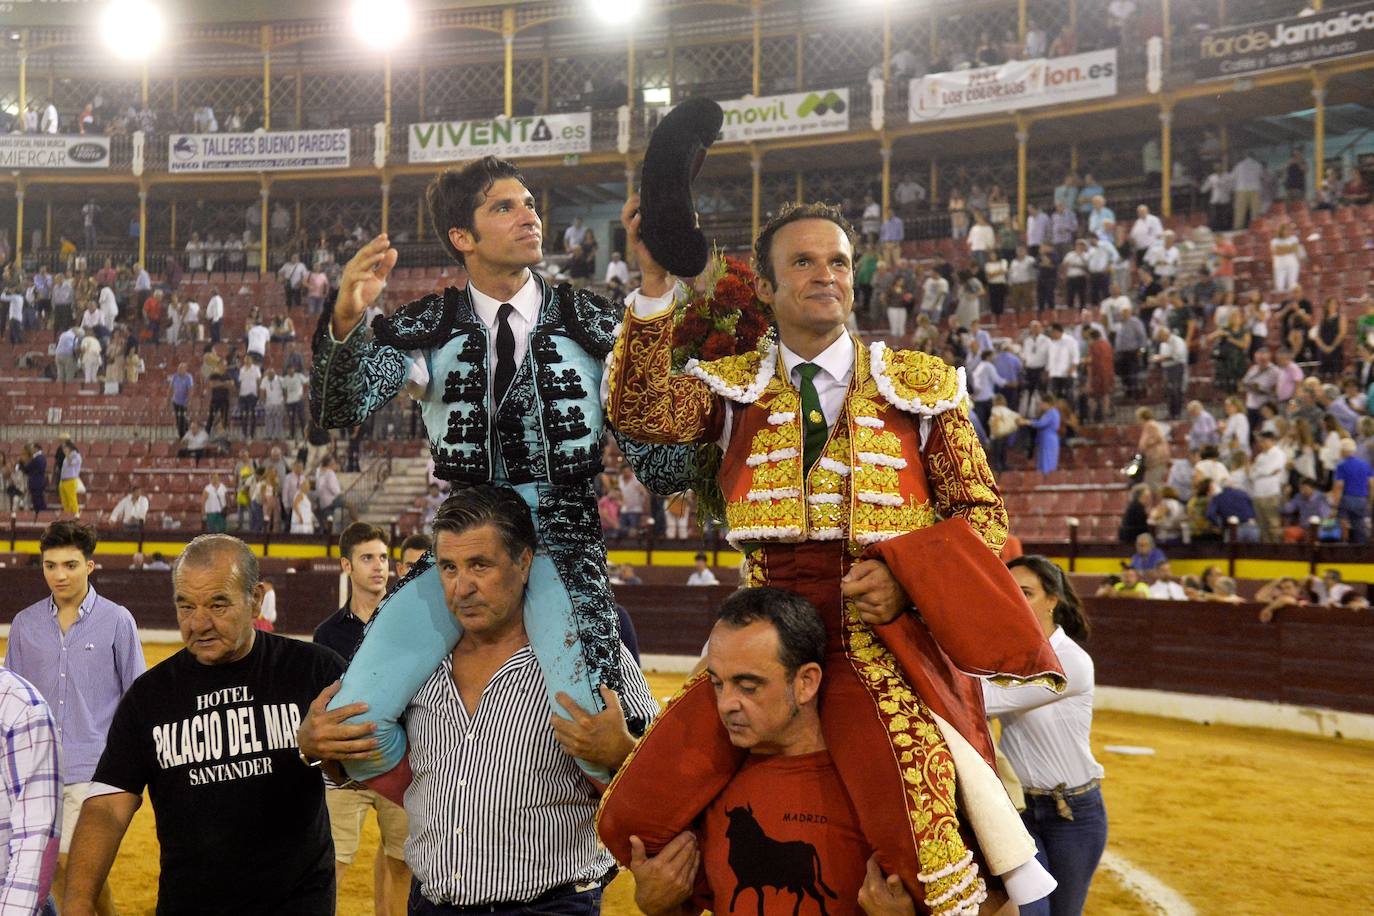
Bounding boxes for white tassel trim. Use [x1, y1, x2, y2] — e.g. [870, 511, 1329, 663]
[727, 525, 802, 546]
[869, 342, 968, 417]
[817, 457, 851, 476]
[857, 491, 905, 506]
[854, 415, 885, 428]
[854, 530, 904, 545]
[857, 451, 908, 469]
[919, 851, 974, 883]
[767, 411, 796, 425]
[746, 487, 802, 502]
[745, 446, 801, 467]
[807, 493, 844, 504]
[810, 526, 846, 540]
[685, 342, 777, 404]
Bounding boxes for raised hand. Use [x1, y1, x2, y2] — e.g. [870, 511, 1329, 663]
[332, 234, 399, 339]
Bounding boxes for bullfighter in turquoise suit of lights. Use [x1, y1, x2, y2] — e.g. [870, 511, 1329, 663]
[309, 156, 693, 790]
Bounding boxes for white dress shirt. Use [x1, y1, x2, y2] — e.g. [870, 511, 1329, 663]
[1045, 336, 1079, 379]
[1148, 580, 1187, 600]
[1022, 333, 1051, 370]
[983, 627, 1104, 791]
[1250, 445, 1287, 499]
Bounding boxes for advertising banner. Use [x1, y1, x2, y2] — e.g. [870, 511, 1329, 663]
[0, 135, 110, 169]
[908, 49, 1118, 123]
[716, 89, 851, 142]
[408, 113, 591, 163]
[168, 130, 350, 173]
[1196, 2, 1374, 79]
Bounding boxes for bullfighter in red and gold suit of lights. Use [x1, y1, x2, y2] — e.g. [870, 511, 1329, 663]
[597, 201, 1066, 916]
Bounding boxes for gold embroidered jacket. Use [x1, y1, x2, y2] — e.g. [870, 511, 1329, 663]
[606, 308, 1008, 551]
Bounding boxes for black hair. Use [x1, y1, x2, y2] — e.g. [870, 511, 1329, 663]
[752, 201, 855, 287]
[1008, 555, 1091, 643]
[399, 533, 433, 555]
[425, 156, 527, 268]
[431, 485, 537, 561]
[39, 520, 97, 558]
[339, 522, 390, 561]
[715, 587, 826, 677]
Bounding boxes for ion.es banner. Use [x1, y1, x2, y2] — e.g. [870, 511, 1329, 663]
[909, 49, 1117, 123]
[408, 113, 592, 163]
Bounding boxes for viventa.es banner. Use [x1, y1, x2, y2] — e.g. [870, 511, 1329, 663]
[408, 114, 592, 163]
[908, 49, 1118, 123]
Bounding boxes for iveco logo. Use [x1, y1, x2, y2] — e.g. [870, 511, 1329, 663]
[67, 143, 107, 164]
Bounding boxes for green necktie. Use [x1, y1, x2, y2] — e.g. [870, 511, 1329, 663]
[796, 362, 828, 477]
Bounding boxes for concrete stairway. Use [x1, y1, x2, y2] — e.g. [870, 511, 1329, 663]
[358, 455, 431, 529]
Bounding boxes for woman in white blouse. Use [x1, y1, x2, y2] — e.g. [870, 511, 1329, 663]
[1269, 221, 1302, 293]
[985, 556, 1106, 916]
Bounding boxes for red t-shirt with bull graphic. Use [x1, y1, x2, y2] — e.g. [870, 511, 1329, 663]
[697, 750, 872, 916]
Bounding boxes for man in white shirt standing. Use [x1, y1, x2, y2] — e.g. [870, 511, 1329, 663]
[40, 99, 59, 134]
[260, 368, 286, 440]
[202, 475, 229, 532]
[1021, 319, 1052, 413]
[604, 251, 631, 296]
[205, 287, 224, 343]
[1200, 167, 1234, 231]
[314, 455, 344, 530]
[1144, 231, 1181, 286]
[279, 255, 309, 310]
[1045, 323, 1079, 403]
[108, 485, 149, 532]
[282, 367, 308, 440]
[1128, 204, 1163, 265]
[616, 465, 650, 537]
[919, 268, 949, 322]
[237, 354, 262, 440]
[96, 285, 118, 342]
[1230, 154, 1265, 230]
[246, 318, 271, 360]
[1249, 431, 1288, 543]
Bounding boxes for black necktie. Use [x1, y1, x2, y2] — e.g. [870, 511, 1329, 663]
[493, 303, 516, 404]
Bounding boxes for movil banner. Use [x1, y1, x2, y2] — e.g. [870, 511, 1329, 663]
[408, 113, 591, 163]
[1196, 1, 1374, 79]
[716, 89, 850, 142]
[0, 134, 110, 169]
[909, 49, 1117, 123]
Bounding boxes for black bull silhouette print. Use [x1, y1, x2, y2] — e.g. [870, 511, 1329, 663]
[725, 804, 839, 916]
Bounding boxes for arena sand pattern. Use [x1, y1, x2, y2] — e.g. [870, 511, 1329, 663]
[77, 646, 1374, 915]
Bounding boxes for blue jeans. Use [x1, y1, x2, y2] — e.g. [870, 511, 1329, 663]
[1017, 785, 1108, 916]
[1338, 494, 1369, 545]
[407, 882, 602, 916]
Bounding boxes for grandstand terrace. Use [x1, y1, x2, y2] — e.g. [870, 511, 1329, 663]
[0, 1, 1372, 911]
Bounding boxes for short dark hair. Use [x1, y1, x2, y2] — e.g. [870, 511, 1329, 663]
[40, 520, 97, 558]
[715, 587, 826, 677]
[339, 522, 390, 562]
[752, 201, 855, 286]
[431, 485, 537, 561]
[426, 156, 527, 268]
[399, 533, 433, 555]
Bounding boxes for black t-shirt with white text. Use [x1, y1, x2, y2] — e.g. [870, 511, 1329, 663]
[93, 632, 344, 916]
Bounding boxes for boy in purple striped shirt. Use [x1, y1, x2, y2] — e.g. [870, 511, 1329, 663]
[6, 521, 144, 916]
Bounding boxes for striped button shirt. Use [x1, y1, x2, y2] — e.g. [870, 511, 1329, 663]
[404, 643, 657, 907]
[0, 667, 61, 915]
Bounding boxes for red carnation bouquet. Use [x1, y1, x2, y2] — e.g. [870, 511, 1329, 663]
[667, 250, 774, 523]
[669, 252, 772, 370]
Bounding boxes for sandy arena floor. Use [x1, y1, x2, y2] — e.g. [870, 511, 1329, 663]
[51, 644, 1374, 915]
